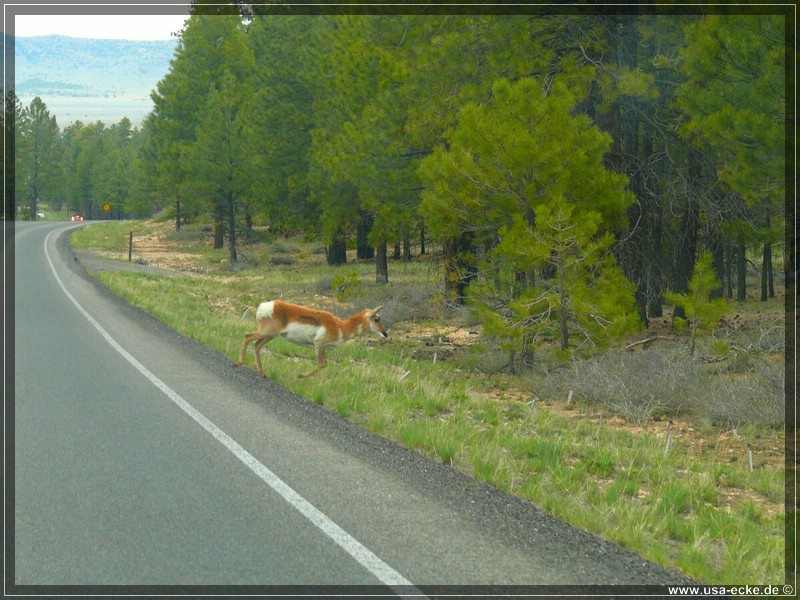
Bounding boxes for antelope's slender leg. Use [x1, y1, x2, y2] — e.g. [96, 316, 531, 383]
[299, 345, 327, 379]
[253, 336, 274, 377]
[239, 331, 262, 365]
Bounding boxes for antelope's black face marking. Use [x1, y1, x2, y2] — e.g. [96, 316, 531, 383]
[368, 305, 387, 338]
[369, 313, 388, 338]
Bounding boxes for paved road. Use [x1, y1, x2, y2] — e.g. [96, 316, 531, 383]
[9, 221, 695, 593]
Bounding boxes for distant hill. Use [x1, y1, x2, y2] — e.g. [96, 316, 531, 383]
[12, 35, 178, 126]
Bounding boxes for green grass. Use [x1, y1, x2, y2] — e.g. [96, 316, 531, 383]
[70, 220, 151, 256]
[75, 222, 786, 586]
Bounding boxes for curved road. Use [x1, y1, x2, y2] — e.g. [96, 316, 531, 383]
[9, 221, 694, 593]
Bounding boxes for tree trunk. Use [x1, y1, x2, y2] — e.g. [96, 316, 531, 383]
[228, 237, 238, 264]
[356, 212, 374, 259]
[30, 179, 39, 221]
[761, 242, 772, 301]
[710, 228, 725, 299]
[724, 242, 734, 299]
[788, 215, 796, 298]
[736, 232, 747, 302]
[557, 251, 569, 351]
[419, 220, 426, 255]
[623, 192, 648, 326]
[376, 242, 388, 284]
[403, 236, 411, 262]
[443, 232, 476, 305]
[443, 238, 459, 304]
[646, 173, 665, 319]
[673, 151, 701, 319]
[226, 194, 237, 265]
[647, 295, 663, 319]
[768, 246, 774, 298]
[214, 205, 224, 250]
[326, 229, 347, 266]
[517, 205, 536, 290]
[633, 270, 648, 327]
[762, 210, 774, 299]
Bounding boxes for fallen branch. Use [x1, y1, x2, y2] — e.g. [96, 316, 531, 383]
[700, 351, 733, 364]
[623, 337, 658, 351]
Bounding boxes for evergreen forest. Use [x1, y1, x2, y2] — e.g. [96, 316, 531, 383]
[6, 6, 791, 357]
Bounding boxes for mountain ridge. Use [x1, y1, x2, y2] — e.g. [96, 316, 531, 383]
[11, 34, 178, 125]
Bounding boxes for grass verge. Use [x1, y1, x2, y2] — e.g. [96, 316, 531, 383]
[73, 221, 786, 586]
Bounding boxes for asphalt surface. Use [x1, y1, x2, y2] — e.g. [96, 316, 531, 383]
[9, 221, 697, 594]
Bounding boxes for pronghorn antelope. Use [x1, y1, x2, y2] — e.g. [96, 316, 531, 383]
[238, 300, 388, 378]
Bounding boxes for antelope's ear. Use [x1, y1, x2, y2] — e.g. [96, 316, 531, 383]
[372, 305, 384, 314]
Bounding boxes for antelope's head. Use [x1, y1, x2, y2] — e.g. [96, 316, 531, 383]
[367, 306, 388, 339]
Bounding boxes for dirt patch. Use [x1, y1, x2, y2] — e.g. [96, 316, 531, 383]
[545, 402, 785, 470]
[389, 323, 482, 362]
[72, 248, 188, 278]
[129, 222, 210, 272]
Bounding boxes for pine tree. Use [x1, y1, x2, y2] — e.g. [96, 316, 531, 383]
[666, 251, 728, 355]
[419, 76, 632, 305]
[183, 68, 260, 265]
[16, 97, 61, 219]
[148, 13, 251, 240]
[419, 75, 637, 364]
[60, 121, 109, 219]
[247, 14, 321, 232]
[477, 197, 639, 365]
[306, 15, 382, 266]
[677, 15, 787, 295]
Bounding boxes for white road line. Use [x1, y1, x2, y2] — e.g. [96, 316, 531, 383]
[43, 228, 422, 593]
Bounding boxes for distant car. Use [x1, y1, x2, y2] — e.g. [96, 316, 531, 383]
[70, 215, 84, 222]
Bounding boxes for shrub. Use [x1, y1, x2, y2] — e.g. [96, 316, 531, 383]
[556, 345, 783, 428]
[165, 226, 208, 243]
[569, 348, 700, 425]
[331, 270, 362, 301]
[733, 317, 784, 355]
[270, 241, 298, 255]
[270, 255, 296, 266]
[697, 357, 784, 428]
[313, 273, 333, 295]
[346, 278, 438, 325]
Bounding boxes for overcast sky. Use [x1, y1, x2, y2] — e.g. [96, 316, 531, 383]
[12, 13, 190, 41]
